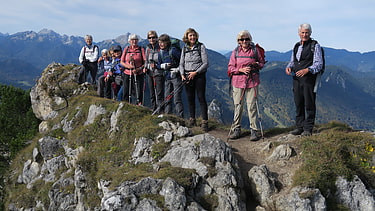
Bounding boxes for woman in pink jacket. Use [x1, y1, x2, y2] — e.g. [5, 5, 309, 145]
[120, 34, 146, 105]
[227, 30, 266, 141]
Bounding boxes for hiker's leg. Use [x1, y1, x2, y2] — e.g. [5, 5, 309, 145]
[173, 77, 184, 118]
[232, 86, 245, 130]
[196, 74, 208, 120]
[164, 80, 173, 114]
[246, 86, 259, 131]
[303, 79, 316, 132]
[293, 79, 305, 130]
[185, 79, 196, 119]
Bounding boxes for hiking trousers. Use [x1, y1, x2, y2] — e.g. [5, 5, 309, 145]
[78, 62, 98, 85]
[147, 74, 165, 112]
[122, 74, 144, 105]
[293, 76, 316, 132]
[185, 73, 208, 120]
[231, 86, 259, 131]
[165, 76, 183, 118]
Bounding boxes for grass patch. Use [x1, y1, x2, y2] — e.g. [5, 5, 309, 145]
[293, 122, 375, 209]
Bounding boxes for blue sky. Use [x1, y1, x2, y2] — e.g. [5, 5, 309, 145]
[1, 0, 374, 53]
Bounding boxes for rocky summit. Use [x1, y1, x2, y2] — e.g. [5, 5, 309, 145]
[4, 63, 375, 210]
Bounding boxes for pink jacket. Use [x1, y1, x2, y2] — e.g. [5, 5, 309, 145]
[121, 46, 146, 75]
[228, 45, 265, 88]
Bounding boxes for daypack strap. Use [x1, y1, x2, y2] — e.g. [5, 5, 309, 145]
[235, 44, 258, 60]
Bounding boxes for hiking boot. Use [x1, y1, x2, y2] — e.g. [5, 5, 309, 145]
[201, 120, 209, 132]
[229, 128, 241, 139]
[301, 130, 312, 136]
[249, 129, 259, 141]
[289, 128, 303, 135]
[187, 118, 196, 127]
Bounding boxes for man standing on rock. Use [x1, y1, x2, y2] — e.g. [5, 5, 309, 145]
[285, 23, 324, 136]
[78, 35, 99, 85]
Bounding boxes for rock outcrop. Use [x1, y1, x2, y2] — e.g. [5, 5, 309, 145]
[6, 63, 375, 210]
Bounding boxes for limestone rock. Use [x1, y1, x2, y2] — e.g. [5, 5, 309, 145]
[335, 175, 375, 211]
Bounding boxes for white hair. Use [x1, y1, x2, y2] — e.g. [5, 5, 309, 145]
[85, 35, 93, 40]
[128, 34, 139, 42]
[101, 49, 108, 54]
[299, 23, 312, 33]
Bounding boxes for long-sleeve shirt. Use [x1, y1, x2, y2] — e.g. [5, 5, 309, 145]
[179, 42, 208, 75]
[111, 57, 124, 75]
[78, 45, 99, 63]
[286, 41, 323, 74]
[227, 44, 266, 88]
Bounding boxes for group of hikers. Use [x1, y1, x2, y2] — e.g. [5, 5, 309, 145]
[78, 23, 324, 140]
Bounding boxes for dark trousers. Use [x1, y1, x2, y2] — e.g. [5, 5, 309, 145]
[147, 74, 165, 112]
[185, 73, 208, 120]
[122, 74, 144, 105]
[78, 62, 98, 85]
[293, 76, 317, 132]
[97, 75, 119, 99]
[165, 76, 184, 118]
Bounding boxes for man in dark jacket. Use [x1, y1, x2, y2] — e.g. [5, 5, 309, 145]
[285, 23, 324, 136]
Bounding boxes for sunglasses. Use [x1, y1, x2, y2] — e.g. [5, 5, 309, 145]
[148, 36, 157, 39]
[238, 38, 250, 41]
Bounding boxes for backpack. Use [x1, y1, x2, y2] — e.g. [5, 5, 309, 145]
[159, 46, 181, 68]
[83, 45, 98, 62]
[170, 38, 182, 52]
[182, 42, 202, 57]
[124, 46, 144, 62]
[311, 40, 325, 74]
[227, 43, 265, 77]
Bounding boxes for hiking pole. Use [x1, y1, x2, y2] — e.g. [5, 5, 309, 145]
[152, 75, 159, 109]
[254, 87, 264, 139]
[142, 73, 146, 105]
[130, 55, 140, 105]
[248, 65, 264, 139]
[128, 55, 134, 104]
[152, 80, 187, 115]
[128, 71, 132, 104]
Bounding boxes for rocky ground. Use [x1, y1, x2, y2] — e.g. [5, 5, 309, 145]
[208, 128, 304, 210]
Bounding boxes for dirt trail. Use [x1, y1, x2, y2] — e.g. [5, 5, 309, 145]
[208, 128, 303, 210]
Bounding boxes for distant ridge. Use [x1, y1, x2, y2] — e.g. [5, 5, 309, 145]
[0, 29, 375, 130]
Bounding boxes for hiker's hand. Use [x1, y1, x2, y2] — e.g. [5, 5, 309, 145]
[187, 71, 197, 80]
[296, 68, 309, 77]
[181, 75, 187, 81]
[161, 63, 171, 70]
[285, 67, 292, 75]
[240, 66, 251, 75]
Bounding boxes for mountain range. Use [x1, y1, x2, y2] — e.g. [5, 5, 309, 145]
[1, 29, 375, 130]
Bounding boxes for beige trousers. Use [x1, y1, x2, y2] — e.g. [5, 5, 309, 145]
[231, 86, 259, 131]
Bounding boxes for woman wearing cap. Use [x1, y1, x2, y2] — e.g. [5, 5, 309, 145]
[120, 34, 146, 104]
[179, 28, 209, 131]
